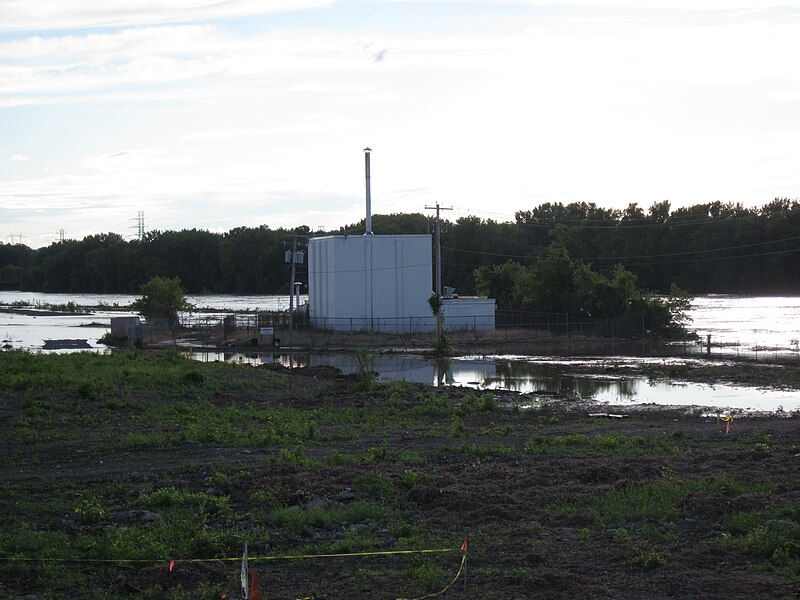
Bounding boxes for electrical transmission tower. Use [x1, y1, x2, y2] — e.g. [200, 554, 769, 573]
[131, 211, 145, 240]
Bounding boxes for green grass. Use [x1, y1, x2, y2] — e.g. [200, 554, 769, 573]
[0, 349, 284, 402]
[550, 475, 776, 529]
[720, 501, 800, 581]
[524, 432, 678, 456]
[131, 398, 319, 448]
[268, 500, 392, 536]
[0, 485, 260, 598]
[1, 351, 796, 596]
[461, 391, 497, 414]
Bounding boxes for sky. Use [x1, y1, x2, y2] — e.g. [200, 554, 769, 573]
[1, 1, 799, 248]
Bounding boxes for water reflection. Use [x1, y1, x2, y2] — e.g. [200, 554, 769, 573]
[191, 351, 800, 412]
[481, 360, 638, 398]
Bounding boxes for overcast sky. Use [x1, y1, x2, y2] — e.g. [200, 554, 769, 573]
[1, 1, 799, 248]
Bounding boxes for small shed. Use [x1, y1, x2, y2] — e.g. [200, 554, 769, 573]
[111, 316, 140, 338]
[442, 297, 496, 331]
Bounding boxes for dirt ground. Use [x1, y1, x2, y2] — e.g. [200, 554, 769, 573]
[1, 361, 798, 600]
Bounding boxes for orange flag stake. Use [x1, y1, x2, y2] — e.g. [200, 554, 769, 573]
[249, 570, 262, 600]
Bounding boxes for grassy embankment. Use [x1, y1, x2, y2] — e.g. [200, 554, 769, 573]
[0, 350, 798, 599]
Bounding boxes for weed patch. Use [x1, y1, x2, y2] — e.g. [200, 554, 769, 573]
[551, 476, 776, 529]
[720, 501, 800, 581]
[525, 433, 676, 456]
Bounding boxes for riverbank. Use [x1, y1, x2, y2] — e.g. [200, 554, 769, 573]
[0, 351, 797, 599]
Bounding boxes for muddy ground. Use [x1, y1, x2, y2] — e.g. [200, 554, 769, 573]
[1, 360, 798, 599]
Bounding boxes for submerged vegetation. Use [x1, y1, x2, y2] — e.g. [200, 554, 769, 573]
[0, 351, 798, 598]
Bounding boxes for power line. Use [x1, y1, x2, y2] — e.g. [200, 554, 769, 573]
[442, 234, 800, 262]
[440, 246, 800, 272]
[621, 246, 800, 267]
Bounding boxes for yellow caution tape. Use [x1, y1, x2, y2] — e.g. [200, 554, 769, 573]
[0, 547, 455, 565]
[396, 551, 467, 600]
[2, 543, 469, 600]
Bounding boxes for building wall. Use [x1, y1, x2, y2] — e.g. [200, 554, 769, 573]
[308, 234, 433, 332]
[110, 316, 140, 338]
[442, 297, 496, 331]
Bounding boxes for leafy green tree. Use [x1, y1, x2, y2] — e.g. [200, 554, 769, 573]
[475, 244, 691, 335]
[475, 260, 526, 308]
[131, 276, 193, 326]
[525, 245, 575, 313]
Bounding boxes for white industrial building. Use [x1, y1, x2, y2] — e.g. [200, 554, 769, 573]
[306, 148, 495, 333]
[308, 234, 434, 332]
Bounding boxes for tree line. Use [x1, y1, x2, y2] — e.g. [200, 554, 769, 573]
[1, 198, 799, 298]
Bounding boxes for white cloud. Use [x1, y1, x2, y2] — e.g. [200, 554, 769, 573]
[182, 128, 268, 141]
[79, 149, 195, 172]
[2, 1, 799, 247]
[11, 154, 29, 161]
[0, 0, 335, 31]
[0, 25, 221, 61]
[0, 26, 399, 104]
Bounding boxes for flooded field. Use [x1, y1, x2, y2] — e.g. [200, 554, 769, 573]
[0, 291, 299, 351]
[193, 350, 800, 412]
[689, 295, 800, 356]
[4, 292, 800, 411]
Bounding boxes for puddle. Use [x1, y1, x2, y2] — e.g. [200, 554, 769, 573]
[191, 351, 800, 412]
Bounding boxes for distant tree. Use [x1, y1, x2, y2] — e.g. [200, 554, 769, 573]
[0, 242, 35, 289]
[648, 200, 671, 223]
[131, 276, 192, 327]
[220, 226, 286, 293]
[340, 213, 430, 235]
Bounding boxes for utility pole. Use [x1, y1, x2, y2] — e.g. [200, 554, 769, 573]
[283, 232, 307, 331]
[424, 203, 452, 346]
[288, 232, 298, 330]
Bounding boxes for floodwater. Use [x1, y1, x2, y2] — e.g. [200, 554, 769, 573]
[191, 350, 800, 412]
[689, 295, 800, 356]
[0, 291, 302, 350]
[3, 292, 800, 411]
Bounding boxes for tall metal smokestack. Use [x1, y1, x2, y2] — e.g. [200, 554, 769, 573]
[364, 147, 373, 235]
